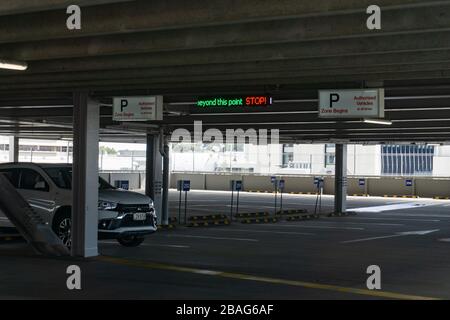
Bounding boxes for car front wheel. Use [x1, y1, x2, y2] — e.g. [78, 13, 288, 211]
[53, 211, 72, 249]
[117, 235, 145, 247]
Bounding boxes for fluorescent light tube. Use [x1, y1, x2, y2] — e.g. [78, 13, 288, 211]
[363, 118, 392, 125]
[0, 59, 28, 71]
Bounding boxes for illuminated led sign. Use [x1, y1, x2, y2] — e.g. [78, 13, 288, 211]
[197, 96, 273, 108]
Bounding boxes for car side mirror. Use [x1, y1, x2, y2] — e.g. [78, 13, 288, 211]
[34, 181, 46, 190]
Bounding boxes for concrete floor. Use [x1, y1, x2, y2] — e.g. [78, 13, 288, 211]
[1, 191, 450, 299]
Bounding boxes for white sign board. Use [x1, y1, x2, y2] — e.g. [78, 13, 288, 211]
[113, 96, 163, 121]
[319, 89, 384, 118]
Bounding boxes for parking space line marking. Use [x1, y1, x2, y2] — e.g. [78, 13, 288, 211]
[99, 241, 190, 248]
[258, 224, 364, 230]
[98, 256, 439, 300]
[381, 213, 450, 218]
[314, 221, 404, 226]
[350, 203, 434, 213]
[344, 217, 440, 222]
[166, 234, 258, 242]
[210, 228, 315, 236]
[342, 229, 439, 244]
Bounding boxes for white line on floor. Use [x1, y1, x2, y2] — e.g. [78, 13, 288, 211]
[211, 228, 315, 236]
[313, 221, 403, 227]
[341, 234, 405, 244]
[256, 224, 364, 230]
[342, 229, 439, 244]
[349, 202, 435, 213]
[99, 241, 190, 248]
[380, 213, 450, 218]
[166, 234, 259, 242]
[344, 216, 441, 222]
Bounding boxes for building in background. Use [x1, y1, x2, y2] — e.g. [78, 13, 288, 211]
[0, 136, 449, 176]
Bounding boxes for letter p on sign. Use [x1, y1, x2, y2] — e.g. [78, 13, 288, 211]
[330, 93, 340, 108]
[121, 99, 128, 112]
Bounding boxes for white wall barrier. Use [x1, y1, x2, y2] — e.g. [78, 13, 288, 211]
[100, 171, 450, 198]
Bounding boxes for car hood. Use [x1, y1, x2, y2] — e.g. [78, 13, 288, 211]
[99, 189, 152, 205]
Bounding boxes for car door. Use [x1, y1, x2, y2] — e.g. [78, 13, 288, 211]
[17, 168, 56, 225]
[0, 168, 20, 227]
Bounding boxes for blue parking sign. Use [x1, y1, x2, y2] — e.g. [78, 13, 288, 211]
[234, 180, 242, 191]
[279, 179, 285, 190]
[405, 179, 413, 187]
[182, 180, 191, 191]
[359, 179, 365, 186]
[271, 176, 276, 184]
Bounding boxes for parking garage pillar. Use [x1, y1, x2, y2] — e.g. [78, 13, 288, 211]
[8, 136, 19, 162]
[72, 92, 99, 258]
[161, 138, 170, 225]
[334, 144, 347, 214]
[146, 134, 163, 224]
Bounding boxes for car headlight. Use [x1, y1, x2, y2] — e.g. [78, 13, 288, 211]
[98, 201, 118, 210]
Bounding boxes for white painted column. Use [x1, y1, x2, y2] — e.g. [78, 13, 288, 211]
[71, 92, 99, 258]
[145, 134, 163, 224]
[8, 136, 19, 162]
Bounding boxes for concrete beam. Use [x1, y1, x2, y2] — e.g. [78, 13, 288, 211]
[4, 32, 450, 75]
[3, 61, 450, 91]
[0, 0, 134, 16]
[0, 0, 441, 43]
[0, 106, 111, 117]
[5, 50, 450, 85]
[156, 109, 450, 125]
[2, 5, 450, 57]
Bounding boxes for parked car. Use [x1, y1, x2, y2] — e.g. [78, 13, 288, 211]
[0, 163, 157, 247]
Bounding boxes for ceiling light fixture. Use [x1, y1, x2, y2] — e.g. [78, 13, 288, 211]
[363, 118, 393, 125]
[0, 59, 28, 71]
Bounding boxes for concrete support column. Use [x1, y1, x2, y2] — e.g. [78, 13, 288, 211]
[145, 134, 163, 224]
[8, 136, 19, 162]
[72, 92, 99, 258]
[334, 144, 348, 214]
[161, 140, 170, 225]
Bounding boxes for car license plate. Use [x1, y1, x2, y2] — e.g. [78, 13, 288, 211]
[133, 212, 147, 221]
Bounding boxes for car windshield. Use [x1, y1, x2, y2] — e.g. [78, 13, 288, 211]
[43, 167, 115, 190]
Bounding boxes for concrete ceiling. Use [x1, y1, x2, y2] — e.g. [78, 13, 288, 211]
[1, 0, 450, 143]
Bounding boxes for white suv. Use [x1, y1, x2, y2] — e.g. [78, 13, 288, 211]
[0, 163, 157, 247]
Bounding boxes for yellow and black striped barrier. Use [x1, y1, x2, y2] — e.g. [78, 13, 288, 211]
[434, 196, 450, 200]
[188, 220, 230, 227]
[286, 214, 320, 221]
[327, 212, 357, 217]
[276, 209, 308, 216]
[383, 195, 418, 198]
[235, 212, 269, 219]
[189, 214, 228, 221]
[240, 217, 279, 224]
[157, 224, 176, 230]
[288, 192, 319, 195]
[352, 194, 369, 197]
